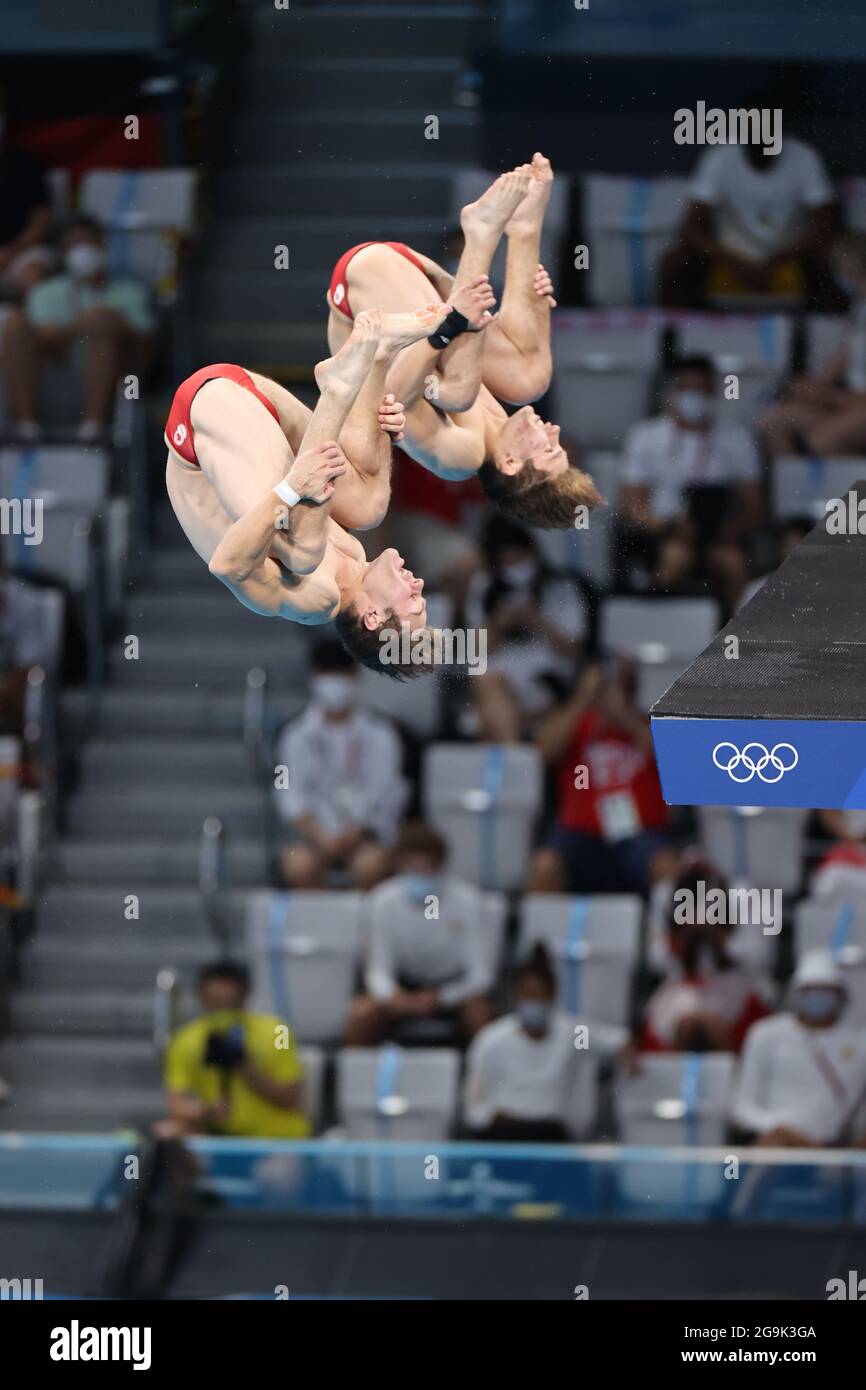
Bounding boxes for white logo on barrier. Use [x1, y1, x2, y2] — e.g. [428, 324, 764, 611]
[173, 423, 187, 447]
[712, 742, 798, 784]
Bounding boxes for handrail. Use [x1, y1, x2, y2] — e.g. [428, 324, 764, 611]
[153, 967, 180, 1052]
[74, 516, 105, 722]
[242, 666, 268, 773]
[198, 816, 229, 950]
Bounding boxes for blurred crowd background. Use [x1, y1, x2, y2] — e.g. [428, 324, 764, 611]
[4, 0, 866, 1186]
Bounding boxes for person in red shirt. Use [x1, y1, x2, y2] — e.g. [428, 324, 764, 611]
[529, 657, 676, 894]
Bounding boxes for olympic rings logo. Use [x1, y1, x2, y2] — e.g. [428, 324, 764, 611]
[712, 741, 799, 784]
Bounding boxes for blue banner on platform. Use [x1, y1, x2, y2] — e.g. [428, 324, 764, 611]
[651, 718, 866, 809]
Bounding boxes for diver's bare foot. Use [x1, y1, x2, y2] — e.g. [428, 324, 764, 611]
[506, 152, 554, 236]
[460, 167, 533, 244]
[372, 305, 448, 356]
[314, 310, 380, 391]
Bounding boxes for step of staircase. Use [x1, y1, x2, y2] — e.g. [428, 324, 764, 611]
[0, 1036, 162, 1089]
[0, 1085, 165, 1133]
[64, 787, 269, 840]
[34, 885, 246, 938]
[229, 109, 480, 166]
[11, 988, 156, 1037]
[61, 688, 303, 739]
[22, 935, 217, 991]
[80, 738, 253, 784]
[49, 839, 269, 886]
[242, 57, 469, 114]
[249, 4, 486, 60]
[203, 213, 450, 274]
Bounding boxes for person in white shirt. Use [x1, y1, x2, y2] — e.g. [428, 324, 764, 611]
[345, 821, 494, 1044]
[618, 355, 761, 608]
[659, 126, 841, 310]
[732, 951, 866, 1147]
[274, 640, 406, 889]
[463, 943, 627, 1141]
[760, 231, 866, 458]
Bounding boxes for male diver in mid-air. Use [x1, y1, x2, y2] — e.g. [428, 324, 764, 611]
[325, 154, 601, 526]
[164, 308, 469, 668]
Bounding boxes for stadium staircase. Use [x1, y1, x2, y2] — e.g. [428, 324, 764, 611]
[0, 0, 488, 1134]
[195, 0, 487, 376]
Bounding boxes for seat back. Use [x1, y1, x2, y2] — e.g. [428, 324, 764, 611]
[519, 894, 642, 1028]
[337, 1045, 460, 1141]
[614, 1052, 735, 1145]
[422, 743, 543, 890]
[245, 890, 361, 1043]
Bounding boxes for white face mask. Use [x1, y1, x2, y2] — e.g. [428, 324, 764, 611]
[501, 560, 536, 587]
[673, 390, 713, 425]
[65, 243, 106, 280]
[311, 674, 356, 713]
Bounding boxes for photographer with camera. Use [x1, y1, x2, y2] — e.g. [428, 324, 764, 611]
[162, 961, 311, 1139]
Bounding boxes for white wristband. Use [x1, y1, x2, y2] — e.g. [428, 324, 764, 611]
[273, 478, 301, 507]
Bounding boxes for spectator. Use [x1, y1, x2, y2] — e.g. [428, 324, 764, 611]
[345, 821, 494, 1044]
[463, 943, 626, 1142]
[760, 232, 866, 458]
[618, 354, 761, 611]
[161, 961, 311, 1139]
[3, 213, 155, 442]
[732, 951, 866, 1147]
[639, 862, 770, 1054]
[529, 657, 676, 895]
[467, 517, 587, 742]
[275, 640, 405, 889]
[0, 571, 51, 736]
[659, 117, 842, 311]
[0, 95, 53, 295]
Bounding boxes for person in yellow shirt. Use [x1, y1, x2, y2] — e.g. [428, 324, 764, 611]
[163, 961, 310, 1139]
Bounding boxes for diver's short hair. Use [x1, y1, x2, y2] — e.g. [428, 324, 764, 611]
[334, 606, 436, 681]
[478, 459, 602, 529]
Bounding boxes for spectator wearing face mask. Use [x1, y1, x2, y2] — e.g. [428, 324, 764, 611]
[466, 516, 588, 743]
[760, 233, 866, 458]
[639, 863, 771, 1054]
[274, 640, 406, 890]
[732, 951, 866, 1147]
[3, 213, 155, 442]
[463, 944, 627, 1142]
[617, 355, 761, 610]
[345, 821, 494, 1044]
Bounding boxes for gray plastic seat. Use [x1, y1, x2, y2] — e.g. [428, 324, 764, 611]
[245, 890, 362, 1044]
[337, 1045, 460, 1141]
[422, 743, 542, 891]
[519, 893, 642, 1028]
[614, 1052, 735, 1145]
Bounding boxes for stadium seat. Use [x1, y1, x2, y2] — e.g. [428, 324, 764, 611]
[771, 455, 866, 523]
[0, 737, 21, 850]
[358, 591, 452, 739]
[422, 743, 543, 891]
[672, 312, 793, 426]
[600, 594, 720, 710]
[583, 174, 689, 307]
[698, 806, 807, 896]
[0, 576, 64, 676]
[552, 309, 665, 449]
[0, 446, 109, 515]
[0, 504, 96, 592]
[519, 893, 642, 1028]
[80, 169, 197, 300]
[245, 890, 362, 1044]
[337, 1045, 460, 1140]
[613, 1052, 735, 1145]
[794, 899, 866, 1025]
